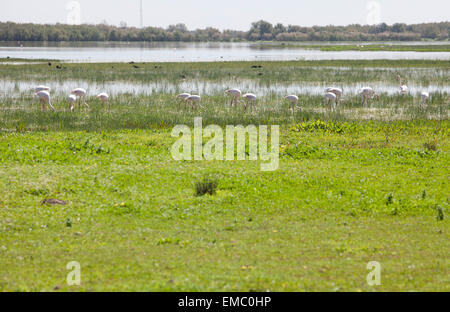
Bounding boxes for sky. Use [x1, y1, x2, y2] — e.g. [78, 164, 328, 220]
[0, 0, 449, 30]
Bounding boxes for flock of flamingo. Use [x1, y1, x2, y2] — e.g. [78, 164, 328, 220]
[33, 74, 430, 112]
[34, 87, 109, 111]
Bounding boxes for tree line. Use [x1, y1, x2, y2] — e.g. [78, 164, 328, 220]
[0, 20, 448, 42]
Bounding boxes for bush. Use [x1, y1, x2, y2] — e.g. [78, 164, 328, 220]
[195, 177, 219, 196]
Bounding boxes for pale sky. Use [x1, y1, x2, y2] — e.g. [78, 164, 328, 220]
[0, 0, 449, 30]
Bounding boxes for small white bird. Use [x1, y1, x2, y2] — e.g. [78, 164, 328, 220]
[242, 93, 257, 111]
[71, 88, 89, 109]
[35, 85, 51, 93]
[284, 95, 299, 111]
[176, 93, 191, 108]
[35, 90, 54, 111]
[185, 95, 202, 109]
[420, 91, 429, 108]
[324, 92, 337, 110]
[225, 89, 242, 106]
[359, 87, 380, 106]
[68, 94, 77, 112]
[97, 92, 109, 108]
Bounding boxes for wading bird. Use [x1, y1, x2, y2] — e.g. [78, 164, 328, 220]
[176, 92, 191, 108]
[97, 92, 109, 109]
[420, 91, 429, 108]
[359, 87, 380, 106]
[324, 92, 337, 111]
[284, 95, 298, 111]
[225, 89, 242, 107]
[185, 95, 202, 109]
[397, 75, 408, 95]
[326, 87, 343, 101]
[71, 88, 89, 109]
[68, 94, 77, 111]
[35, 90, 54, 111]
[35, 85, 50, 93]
[242, 93, 257, 111]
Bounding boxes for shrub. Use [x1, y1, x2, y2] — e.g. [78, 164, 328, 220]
[195, 177, 218, 196]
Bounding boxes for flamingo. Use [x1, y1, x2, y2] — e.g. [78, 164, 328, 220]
[326, 87, 343, 101]
[225, 89, 242, 106]
[176, 92, 191, 108]
[34, 91, 54, 111]
[359, 87, 380, 106]
[284, 95, 298, 111]
[97, 92, 109, 109]
[185, 95, 202, 109]
[71, 88, 89, 109]
[242, 93, 257, 111]
[324, 92, 337, 111]
[68, 94, 77, 111]
[35, 85, 50, 93]
[397, 75, 408, 95]
[420, 92, 429, 108]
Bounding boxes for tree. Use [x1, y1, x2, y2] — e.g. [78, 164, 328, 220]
[247, 20, 273, 40]
[392, 23, 406, 33]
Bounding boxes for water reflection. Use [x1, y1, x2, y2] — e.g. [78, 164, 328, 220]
[0, 42, 449, 63]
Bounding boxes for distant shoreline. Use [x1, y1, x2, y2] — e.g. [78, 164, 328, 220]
[0, 20, 448, 42]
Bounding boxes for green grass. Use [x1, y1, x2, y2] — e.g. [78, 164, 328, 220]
[1, 60, 449, 85]
[0, 121, 448, 291]
[0, 60, 449, 291]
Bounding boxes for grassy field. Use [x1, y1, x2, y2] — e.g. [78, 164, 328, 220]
[0, 60, 449, 292]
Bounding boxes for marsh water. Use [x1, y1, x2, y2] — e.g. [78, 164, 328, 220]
[1, 41, 450, 62]
[2, 78, 449, 99]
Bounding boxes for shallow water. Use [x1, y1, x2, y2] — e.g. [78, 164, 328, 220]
[1, 78, 449, 98]
[1, 42, 449, 63]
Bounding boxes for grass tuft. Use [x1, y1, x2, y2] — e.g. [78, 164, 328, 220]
[195, 176, 219, 196]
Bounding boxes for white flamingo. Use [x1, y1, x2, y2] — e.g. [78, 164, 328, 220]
[176, 92, 191, 108]
[35, 85, 50, 93]
[97, 92, 109, 108]
[35, 91, 54, 111]
[71, 88, 89, 109]
[242, 93, 257, 111]
[326, 87, 343, 101]
[68, 94, 77, 111]
[420, 92, 429, 108]
[284, 95, 298, 111]
[397, 75, 408, 95]
[324, 92, 337, 110]
[225, 89, 242, 106]
[185, 95, 202, 109]
[359, 87, 380, 106]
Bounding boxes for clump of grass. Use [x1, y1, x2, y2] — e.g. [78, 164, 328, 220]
[421, 190, 426, 199]
[195, 176, 219, 196]
[436, 205, 444, 221]
[386, 193, 394, 205]
[423, 140, 438, 151]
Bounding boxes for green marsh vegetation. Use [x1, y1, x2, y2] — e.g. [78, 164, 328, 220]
[0, 59, 448, 291]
